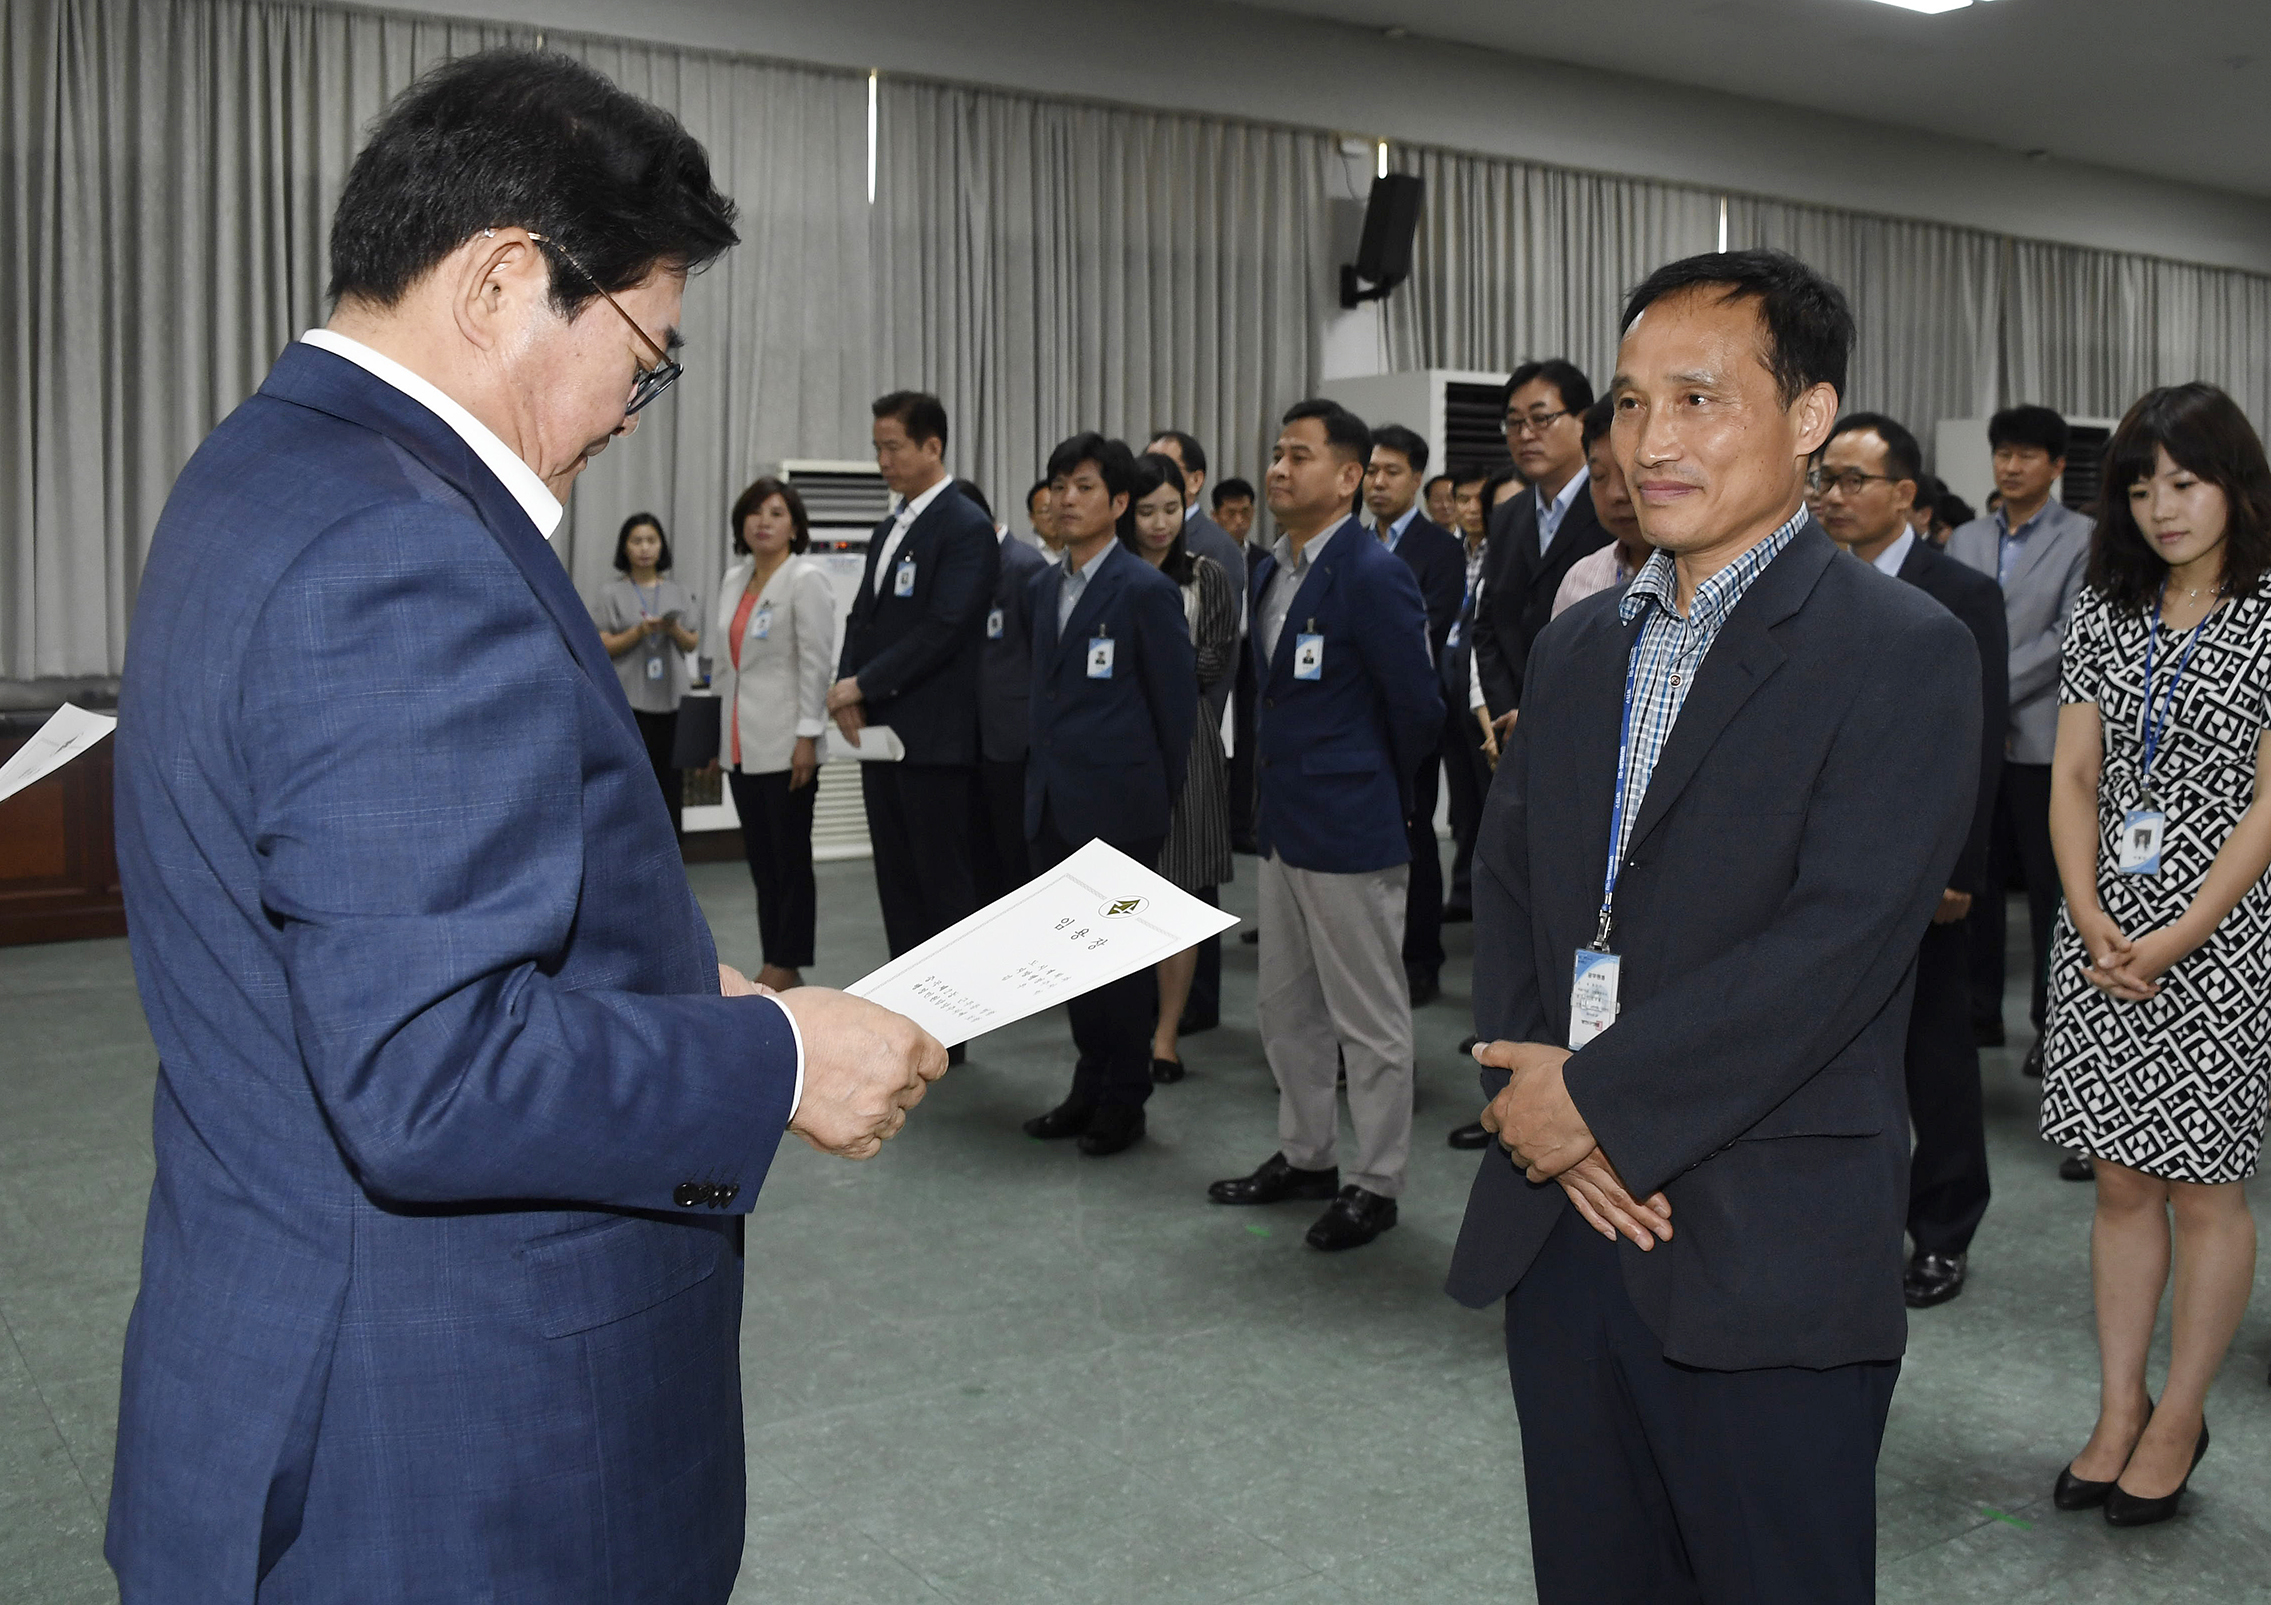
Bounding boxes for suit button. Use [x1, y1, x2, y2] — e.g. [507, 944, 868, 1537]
[673, 1183, 703, 1208]
[1260, 758, 1271, 768]
[1265, 697, 1275, 708]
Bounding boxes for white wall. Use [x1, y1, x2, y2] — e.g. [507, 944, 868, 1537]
[398, 0, 2271, 275]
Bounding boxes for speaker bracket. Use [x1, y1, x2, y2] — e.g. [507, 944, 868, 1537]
[1339, 264, 1394, 310]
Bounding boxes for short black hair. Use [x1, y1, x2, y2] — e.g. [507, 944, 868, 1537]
[1026, 478, 1051, 513]
[729, 478, 809, 555]
[952, 478, 993, 522]
[1148, 429, 1207, 476]
[1503, 359, 1595, 419]
[1122, 452, 1195, 582]
[2090, 383, 2271, 612]
[1281, 398, 1372, 465]
[1423, 473, 1454, 495]
[1480, 465, 1524, 511]
[1828, 411, 1923, 487]
[1370, 423, 1430, 475]
[329, 50, 738, 314]
[874, 391, 949, 451]
[1045, 431, 1138, 498]
[1212, 477, 1255, 508]
[1988, 405, 2070, 461]
[1579, 397, 1616, 455]
[1937, 489, 1976, 528]
[1619, 249, 1854, 407]
[613, 511, 672, 573]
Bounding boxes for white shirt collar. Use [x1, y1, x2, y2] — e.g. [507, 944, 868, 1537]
[1183, 504, 1200, 523]
[895, 474, 953, 525]
[1380, 504, 1419, 541]
[1870, 528, 1917, 578]
[299, 329, 562, 539]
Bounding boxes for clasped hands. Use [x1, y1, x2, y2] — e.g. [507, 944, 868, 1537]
[2073, 907, 2189, 1003]
[1472, 1039, 1672, 1252]
[826, 675, 867, 745]
[720, 964, 947, 1159]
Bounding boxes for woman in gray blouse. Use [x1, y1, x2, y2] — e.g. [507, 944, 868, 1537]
[592, 512, 701, 832]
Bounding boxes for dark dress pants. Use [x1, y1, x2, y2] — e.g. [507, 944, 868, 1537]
[632, 708, 682, 835]
[862, 761, 979, 960]
[1442, 703, 1490, 916]
[1402, 746, 1445, 981]
[1905, 918, 1991, 1257]
[1968, 762, 2059, 1034]
[1228, 648, 1259, 852]
[1184, 889, 1220, 1030]
[1031, 808, 1161, 1111]
[726, 768, 817, 968]
[970, 757, 1031, 909]
[1507, 1207, 1897, 1605]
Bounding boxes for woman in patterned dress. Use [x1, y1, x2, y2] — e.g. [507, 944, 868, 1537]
[2039, 384, 2271, 1527]
[1123, 452, 1236, 1084]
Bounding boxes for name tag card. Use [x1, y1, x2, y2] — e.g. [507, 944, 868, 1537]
[1293, 633, 1324, 681]
[645, 655, 665, 680]
[1087, 637, 1115, 678]
[1569, 949, 1621, 1049]
[2117, 809, 2165, 876]
[894, 558, 917, 598]
[986, 607, 1005, 640]
[753, 604, 772, 641]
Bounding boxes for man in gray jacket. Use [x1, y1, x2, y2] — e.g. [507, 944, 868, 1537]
[1946, 405, 2091, 1079]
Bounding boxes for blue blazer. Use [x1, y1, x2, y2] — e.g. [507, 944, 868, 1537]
[839, 483, 1000, 765]
[980, 533, 1051, 763]
[1391, 512, 1467, 662]
[107, 343, 800, 1602]
[1249, 518, 1444, 873]
[1023, 541, 1197, 846]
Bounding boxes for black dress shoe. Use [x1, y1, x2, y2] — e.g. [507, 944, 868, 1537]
[1208, 1152, 1339, 1205]
[1448, 1122, 1491, 1150]
[1077, 1105, 1145, 1157]
[1306, 1186, 1398, 1251]
[1902, 1251, 1967, 1308]
[1022, 1101, 1092, 1140]
[2061, 1154, 2097, 1182]
[2105, 1422, 2209, 1527]
[1442, 902, 1473, 924]
[1151, 1056, 1185, 1084]
[1408, 971, 1441, 1007]
[1974, 1019, 2007, 1047]
[2056, 1402, 2153, 1510]
[2022, 1037, 2045, 1078]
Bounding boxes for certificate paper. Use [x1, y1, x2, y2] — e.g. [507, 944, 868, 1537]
[847, 839, 1240, 1047]
[0, 703, 118, 806]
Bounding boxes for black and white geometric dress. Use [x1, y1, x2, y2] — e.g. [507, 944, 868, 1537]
[2039, 576, 2271, 1183]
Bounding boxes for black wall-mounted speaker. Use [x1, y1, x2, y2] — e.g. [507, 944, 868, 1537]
[1341, 173, 1423, 309]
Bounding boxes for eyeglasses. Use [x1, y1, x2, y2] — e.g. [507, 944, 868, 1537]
[525, 231, 683, 416]
[1504, 408, 1570, 438]
[1808, 468, 1900, 497]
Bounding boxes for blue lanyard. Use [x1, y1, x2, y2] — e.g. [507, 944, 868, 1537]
[633, 580, 662, 620]
[1596, 643, 1643, 951]
[2138, 586, 2211, 804]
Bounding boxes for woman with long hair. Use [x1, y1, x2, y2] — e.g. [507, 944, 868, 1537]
[2040, 383, 2271, 1527]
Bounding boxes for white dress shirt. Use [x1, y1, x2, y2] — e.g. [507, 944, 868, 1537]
[873, 474, 954, 594]
[1871, 528, 1917, 578]
[299, 329, 562, 538]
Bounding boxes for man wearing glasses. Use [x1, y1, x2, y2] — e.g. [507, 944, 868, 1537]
[1470, 359, 1613, 743]
[107, 50, 944, 1604]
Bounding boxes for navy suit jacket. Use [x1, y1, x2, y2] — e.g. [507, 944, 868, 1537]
[1895, 537, 2008, 898]
[107, 343, 801, 1600]
[1445, 521, 1979, 1371]
[839, 482, 1000, 765]
[1389, 511, 1467, 663]
[1249, 518, 1443, 873]
[1024, 541, 1197, 845]
[980, 533, 1051, 763]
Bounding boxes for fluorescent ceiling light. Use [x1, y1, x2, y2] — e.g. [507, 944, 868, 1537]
[1857, 0, 1978, 13]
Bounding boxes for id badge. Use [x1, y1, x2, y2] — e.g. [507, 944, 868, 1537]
[645, 654, 665, 681]
[986, 607, 1005, 640]
[1569, 949, 1622, 1049]
[1293, 633, 1324, 680]
[2117, 809, 2166, 876]
[1087, 636, 1115, 678]
[753, 604, 772, 641]
[1445, 621, 1461, 648]
[893, 558, 917, 598]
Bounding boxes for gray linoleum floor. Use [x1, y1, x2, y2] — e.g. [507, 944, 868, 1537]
[5, 861, 2271, 1604]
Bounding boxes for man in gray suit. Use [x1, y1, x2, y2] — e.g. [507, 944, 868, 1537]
[1946, 405, 2091, 1079]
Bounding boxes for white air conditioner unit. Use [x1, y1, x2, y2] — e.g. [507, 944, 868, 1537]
[1316, 369, 1515, 480]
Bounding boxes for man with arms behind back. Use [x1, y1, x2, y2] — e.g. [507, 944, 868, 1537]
[107, 51, 942, 1603]
[1449, 251, 1979, 1602]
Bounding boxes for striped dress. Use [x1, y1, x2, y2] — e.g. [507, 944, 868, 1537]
[1157, 553, 1237, 892]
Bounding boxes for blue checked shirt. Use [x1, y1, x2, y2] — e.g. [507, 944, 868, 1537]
[1603, 510, 1807, 930]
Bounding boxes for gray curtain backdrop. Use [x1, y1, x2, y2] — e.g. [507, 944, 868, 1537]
[11, 0, 2271, 677]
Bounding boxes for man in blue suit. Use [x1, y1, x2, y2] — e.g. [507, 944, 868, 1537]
[106, 51, 944, 1604]
[1020, 433, 1198, 1156]
[1208, 401, 1443, 1250]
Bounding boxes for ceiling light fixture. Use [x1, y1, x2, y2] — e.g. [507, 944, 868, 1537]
[1856, 0, 1988, 13]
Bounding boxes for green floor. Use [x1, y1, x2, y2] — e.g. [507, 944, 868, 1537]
[4, 863, 2270, 1603]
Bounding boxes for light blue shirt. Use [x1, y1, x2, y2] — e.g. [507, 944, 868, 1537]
[1373, 504, 1419, 553]
[1870, 528, 1916, 578]
[1994, 500, 2055, 587]
[1537, 470, 1588, 554]
[1057, 540, 1116, 634]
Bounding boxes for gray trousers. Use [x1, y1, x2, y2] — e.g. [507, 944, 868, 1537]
[1257, 851, 1414, 1197]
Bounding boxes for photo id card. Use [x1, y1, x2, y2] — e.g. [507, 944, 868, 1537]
[894, 558, 917, 597]
[1293, 633, 1324, 681]
[753, 604, 772, 641]
[1087, 636, 1115, 678]
[1568, 949, 1622, 1050]
[645, 654, 665, 680]
[986, 607, 1005, 640]
[2116, 809, 2166, 876]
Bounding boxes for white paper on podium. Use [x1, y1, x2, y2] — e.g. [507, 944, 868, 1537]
[846, 839, 1240, 1047]
[0, 703, 118, 806]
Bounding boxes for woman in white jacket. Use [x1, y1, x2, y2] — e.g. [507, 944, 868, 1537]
[713, 476, 838, 990]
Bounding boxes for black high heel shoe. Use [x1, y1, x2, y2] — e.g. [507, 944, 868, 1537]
[2105, 1421, 2209, 1528]
[2053, 1402, 2152, 1511]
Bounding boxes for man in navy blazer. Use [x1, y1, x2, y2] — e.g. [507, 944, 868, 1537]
[1019, 434, 1197, 1156]
[963, 479, 1050, 908]
[105, 51, 943, 1605]
[1208, 401, 1442, 1250]
[830, 392, 1002, 967]
[1449, 253, 1978, 1604]
[1365, 422, 1468, 1006]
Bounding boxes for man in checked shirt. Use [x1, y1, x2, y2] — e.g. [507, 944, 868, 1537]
[1446, 250, 1980, 1605]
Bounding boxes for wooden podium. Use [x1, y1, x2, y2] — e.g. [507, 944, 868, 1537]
[0, 705, 125, 946]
